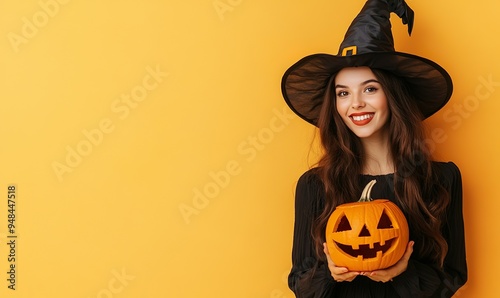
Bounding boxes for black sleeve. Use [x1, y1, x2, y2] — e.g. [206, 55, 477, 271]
[391, 162, 468, 297]
[288, 170, 337, 298]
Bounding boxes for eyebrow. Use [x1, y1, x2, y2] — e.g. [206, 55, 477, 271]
[335, 79, 380, 89]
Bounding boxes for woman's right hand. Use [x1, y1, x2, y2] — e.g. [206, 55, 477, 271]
[323, 243, 360, 282]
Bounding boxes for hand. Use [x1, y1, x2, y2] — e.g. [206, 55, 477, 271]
[364, 241, 414, 283]
[323, 243, 360, 282]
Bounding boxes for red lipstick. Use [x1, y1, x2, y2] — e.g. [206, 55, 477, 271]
[349, 112, 374, 126]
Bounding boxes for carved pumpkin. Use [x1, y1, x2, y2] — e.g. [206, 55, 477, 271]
[325, 180, 409, 271]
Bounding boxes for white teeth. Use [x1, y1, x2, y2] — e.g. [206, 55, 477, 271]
[352, 114, 373, 121]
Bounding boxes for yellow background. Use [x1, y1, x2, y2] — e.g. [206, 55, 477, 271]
[0, 0, 498, 297]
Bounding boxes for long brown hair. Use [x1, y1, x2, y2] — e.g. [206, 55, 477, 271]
[312, 68, 450, 267]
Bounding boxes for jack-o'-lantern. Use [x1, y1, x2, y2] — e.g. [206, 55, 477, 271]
[325, 180, 409, 271]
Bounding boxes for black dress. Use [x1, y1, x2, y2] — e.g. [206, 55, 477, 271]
[288, 162, 467, 298]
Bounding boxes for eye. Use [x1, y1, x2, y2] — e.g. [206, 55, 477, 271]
[335, 214, 352, 232]
[364, 86, 378, 93]
[377, 210, 393, 229]
[337, 90, 349, 98]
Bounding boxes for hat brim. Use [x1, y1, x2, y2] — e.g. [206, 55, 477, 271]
[281, 52, 453, 126]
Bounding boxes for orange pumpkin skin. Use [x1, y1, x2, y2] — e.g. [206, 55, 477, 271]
[325, 181, 409, 272]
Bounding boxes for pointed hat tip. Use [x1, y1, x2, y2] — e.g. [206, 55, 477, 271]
[386, 0, 414, 35]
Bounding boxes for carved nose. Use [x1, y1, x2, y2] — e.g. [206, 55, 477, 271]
[358, 224, 371, 237]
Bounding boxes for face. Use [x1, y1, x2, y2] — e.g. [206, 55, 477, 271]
[334, 67, 390, 140]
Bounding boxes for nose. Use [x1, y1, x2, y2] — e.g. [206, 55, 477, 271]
[351, 93, 366, 109]
[358, 224, 371, 237]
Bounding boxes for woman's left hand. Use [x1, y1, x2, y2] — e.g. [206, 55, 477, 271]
[364, 241, 414, 283]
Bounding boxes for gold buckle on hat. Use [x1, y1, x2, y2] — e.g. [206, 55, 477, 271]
[341, 46, 357, 56]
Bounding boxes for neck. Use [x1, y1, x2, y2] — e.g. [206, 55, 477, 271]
[360, 131, 394, 175]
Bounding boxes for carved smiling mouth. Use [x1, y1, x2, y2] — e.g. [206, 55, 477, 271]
[335, 238, 395, 259]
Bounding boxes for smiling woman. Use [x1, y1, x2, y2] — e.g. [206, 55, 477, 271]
[281, 0, 467, 297]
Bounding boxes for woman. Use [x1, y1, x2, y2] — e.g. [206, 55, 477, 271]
[281, 0, 467, 297]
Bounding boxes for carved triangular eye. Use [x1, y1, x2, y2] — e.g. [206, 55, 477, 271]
[377, 209, 393, 229]
[336, 214, 352, 232]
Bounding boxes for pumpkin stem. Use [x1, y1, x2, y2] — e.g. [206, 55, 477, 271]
[359, 179, 377, 202]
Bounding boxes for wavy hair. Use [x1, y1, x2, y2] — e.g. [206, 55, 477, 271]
[312, 68, 450, 267]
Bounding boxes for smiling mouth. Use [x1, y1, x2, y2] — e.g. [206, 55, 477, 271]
[351, 114, 373, 121]
[349, 113, 374, 125]
[335, 238, 395, 259]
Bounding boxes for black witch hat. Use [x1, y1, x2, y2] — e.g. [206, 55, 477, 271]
[281, 0, 453, 126]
